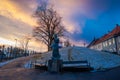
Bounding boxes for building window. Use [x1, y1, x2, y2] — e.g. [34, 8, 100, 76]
[103, 42, 105, 47]
[112, 38, 115, 44]
[101, 43, 103, 49]
[105, 41, 108, 46]
[108, 39, 112, 45]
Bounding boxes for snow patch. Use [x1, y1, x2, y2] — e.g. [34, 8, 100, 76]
[40, 46, 120, 70]
[0, 59, 15, 67]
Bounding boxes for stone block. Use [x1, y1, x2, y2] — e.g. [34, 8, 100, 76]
[48, 59, 62, 73]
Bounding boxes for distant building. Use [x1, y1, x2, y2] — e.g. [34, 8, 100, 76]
[88, 24, 120, 54]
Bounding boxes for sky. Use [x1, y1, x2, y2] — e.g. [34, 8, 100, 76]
[0, 0, 120, 51]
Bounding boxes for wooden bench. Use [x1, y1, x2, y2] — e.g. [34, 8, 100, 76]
[62, 61, 90, 68]
[34, 60, 47, 70]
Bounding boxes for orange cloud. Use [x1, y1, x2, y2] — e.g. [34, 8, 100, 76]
[0, 0, 36, 27]
[0, 0, 46, 51]
[28, 39, 47, 52]
[0, 0, 89, 51]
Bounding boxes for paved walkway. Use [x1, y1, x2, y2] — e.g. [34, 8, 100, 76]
[0, 54, 120, 80]
[0, 59, 15, 67]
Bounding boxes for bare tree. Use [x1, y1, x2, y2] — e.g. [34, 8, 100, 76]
[64, 40, 71, 47]
[33, 6, 66, 51]
[19, 36, 31, 52]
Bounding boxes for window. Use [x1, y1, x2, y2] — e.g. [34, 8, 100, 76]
[105, 41, 108, 46]
[112, 38, 115, 44]
[108, 39, 112, 45]
[103, 42, 105, 47]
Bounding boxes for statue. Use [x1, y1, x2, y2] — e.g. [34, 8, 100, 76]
[48, 34, 62, 72]
[51, 34, 60, 60]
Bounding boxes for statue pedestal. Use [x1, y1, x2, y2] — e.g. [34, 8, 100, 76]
[48, 59, 62, 73]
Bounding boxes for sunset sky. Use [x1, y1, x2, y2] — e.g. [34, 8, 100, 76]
[0, 0, 120, 51]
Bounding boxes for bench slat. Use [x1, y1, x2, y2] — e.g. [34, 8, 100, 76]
[63, 61, 88, 64]
[62, 61, 90, 68]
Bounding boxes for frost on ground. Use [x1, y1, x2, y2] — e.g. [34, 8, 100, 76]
[41, 46, 120, 70]
[0, 59, 15, 67]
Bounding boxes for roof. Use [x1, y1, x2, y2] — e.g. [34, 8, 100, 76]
[87, 38, 98, 47]
[88, 25, 120, 47]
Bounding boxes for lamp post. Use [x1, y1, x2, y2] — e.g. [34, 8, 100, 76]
[15, 39, 17, 48]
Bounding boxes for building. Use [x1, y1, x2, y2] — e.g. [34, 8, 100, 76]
[88, 24, 120, 54]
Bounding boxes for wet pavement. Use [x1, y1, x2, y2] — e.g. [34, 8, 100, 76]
[0, 54, 120, 80]
[32, 67, 120, 80]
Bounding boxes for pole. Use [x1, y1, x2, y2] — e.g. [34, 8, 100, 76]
[15, 39, 17, 48]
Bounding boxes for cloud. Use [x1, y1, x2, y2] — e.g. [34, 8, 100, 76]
[47, 0, 117, 46]
[1, 0, 118, 50]
[0, 0, 46, 51]
[62, 20, 81, 34]
[70, 39, 88, 47]
[0, 14, 47, 51]
[0, 15, 31, 38]
[60, 36, 88, 47]
[45, 0, 90, 46]
[0, 0, 37, 26]
[28, 39, 47, 52]
[10, 0, 38, 14]
[48, 0, 109, 33]
[48, 0, 84, 34]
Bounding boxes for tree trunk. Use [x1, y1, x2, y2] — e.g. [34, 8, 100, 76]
[48, 45, 52, 51]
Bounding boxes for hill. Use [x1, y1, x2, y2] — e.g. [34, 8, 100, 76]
[41, 46, 120, 70]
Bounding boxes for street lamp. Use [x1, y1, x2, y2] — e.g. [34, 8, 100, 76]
[15, 39, 17, 48]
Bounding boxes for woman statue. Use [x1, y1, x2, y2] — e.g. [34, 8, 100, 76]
[51, 34, 60, 60]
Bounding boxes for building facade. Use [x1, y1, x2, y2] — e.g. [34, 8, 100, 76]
[88, 24, 120, 54]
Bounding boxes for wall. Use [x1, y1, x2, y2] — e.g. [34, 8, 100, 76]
[90, 37, 120, 54]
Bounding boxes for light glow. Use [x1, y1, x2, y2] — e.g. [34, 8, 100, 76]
[0, 37, 15, 46]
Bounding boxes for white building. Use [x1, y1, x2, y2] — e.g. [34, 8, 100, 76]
[88, 24, 120, 54]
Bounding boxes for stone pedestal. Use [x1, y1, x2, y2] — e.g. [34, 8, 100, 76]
[48, 59, 62, 73]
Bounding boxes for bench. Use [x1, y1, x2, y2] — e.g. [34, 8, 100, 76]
[62, 61, 90, 68]
[34, 60, 47, 70]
